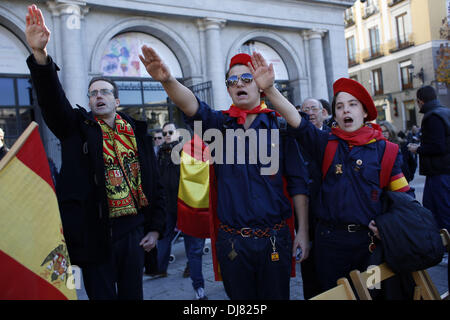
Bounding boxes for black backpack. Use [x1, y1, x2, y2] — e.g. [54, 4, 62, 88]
[375, 191, 445, 273]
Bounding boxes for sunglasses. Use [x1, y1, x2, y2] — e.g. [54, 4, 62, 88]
[162, 130, 174, 137]
[87, 88, 114, 98]
[153, 136, 163, 140]
[225, 73, 253, 87]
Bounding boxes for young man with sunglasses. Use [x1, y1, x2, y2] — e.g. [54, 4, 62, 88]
[24, 5, 166, 300]
[158, 123, 208, 299]
[152, 130, 164, 155]
[154, 123, 179, 279]
[140, 46, 309, 300]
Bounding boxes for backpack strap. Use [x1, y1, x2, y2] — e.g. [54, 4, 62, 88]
[380, 141, 399, 189]
[321, 139, 399, 189]
[321, 139, 338, 180]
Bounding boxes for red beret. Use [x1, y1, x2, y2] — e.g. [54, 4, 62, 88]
[333, 77, 377, 121]
[229, 53, 254, 70]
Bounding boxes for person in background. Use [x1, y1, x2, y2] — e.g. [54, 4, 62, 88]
[0, 128, 8, 161]
[407, 85, 449, 234]
[153, 129, 164, 155]
[379, 120, 417, 184]
[319, 99, 333, 127]
[300, 98, 329, 131]
[296, 97, 330, 298]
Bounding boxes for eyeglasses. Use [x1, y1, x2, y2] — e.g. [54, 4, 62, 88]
[225, 73, 253, 87]
[162, 130, 174, 137]
[302, 106, 322, 113]
[153, 136, 163, 140]
[87, 89, 114, 98]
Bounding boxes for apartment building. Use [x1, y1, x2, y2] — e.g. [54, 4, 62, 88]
[345, 0, 449, 131]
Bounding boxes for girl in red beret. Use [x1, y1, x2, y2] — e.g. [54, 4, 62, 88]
[270, 77, 412, 293]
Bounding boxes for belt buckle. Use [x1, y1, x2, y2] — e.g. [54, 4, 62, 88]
[240, 227, 252, 237]
[347, 224, 358, 232]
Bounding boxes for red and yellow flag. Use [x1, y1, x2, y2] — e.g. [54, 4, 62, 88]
[177, 134, 211, 239]
[0, 122, 77, 300]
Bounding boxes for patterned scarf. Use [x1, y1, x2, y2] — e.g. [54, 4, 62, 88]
[97, 114, 149, 218]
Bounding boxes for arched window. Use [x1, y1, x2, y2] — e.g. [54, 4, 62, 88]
[238, 41, 292, 103]
[0, 25, 33, 147]
[100, 32, 183, 130]
[239, 41, 289, 80]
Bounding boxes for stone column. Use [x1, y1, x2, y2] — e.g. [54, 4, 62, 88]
[303, 29, 328, 100]
[47, 0, 88, 109]
[200, 18, 227, 110]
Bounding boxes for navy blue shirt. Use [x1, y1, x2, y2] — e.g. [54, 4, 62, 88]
[183, 99, 308, 228]
[288, 119, 405, 226]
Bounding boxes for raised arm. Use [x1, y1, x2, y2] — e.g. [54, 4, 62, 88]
[25, 4, 50, 65]
[248, 52, 302, 128]
[139, 45, 199, 117]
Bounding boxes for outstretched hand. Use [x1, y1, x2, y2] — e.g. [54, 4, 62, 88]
[25, 4, 50, 53]
[139, 45, 172, 83]
[248, 52, 275, 91]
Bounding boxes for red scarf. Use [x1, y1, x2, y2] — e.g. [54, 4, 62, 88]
[222, 101, 279, 124]
[331, 123, 386, 146]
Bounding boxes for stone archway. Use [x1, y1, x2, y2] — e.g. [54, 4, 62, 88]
[90, 17, 199, 80]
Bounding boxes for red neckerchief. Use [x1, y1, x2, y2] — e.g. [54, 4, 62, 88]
[222, 101, 280, 125]
[331, 123, 386, 146]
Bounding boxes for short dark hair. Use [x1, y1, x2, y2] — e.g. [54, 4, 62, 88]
[416, 86, 437, 103]
[162, 122, 177, 130]
[319, 99, 331, 114]
[88, 77, 119, 98]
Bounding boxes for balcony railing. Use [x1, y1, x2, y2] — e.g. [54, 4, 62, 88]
[348, 53, 360, 67]
[361, 45, 385, 62]
[388, 33, 415, 53]
[388, 0, 406, 7]
[345, 18, 355, 28]
[362, 5, 379, 19]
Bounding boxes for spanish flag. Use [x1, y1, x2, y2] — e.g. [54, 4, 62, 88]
[0, 122, 77, 300]
[177, 134, 211, 239]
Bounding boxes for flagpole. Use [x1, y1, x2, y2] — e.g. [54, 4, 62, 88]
[0, 122, 39, 172]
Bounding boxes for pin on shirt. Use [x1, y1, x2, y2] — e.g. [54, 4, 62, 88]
[335, 164, 343, 175]
[354, 159, 363, 172]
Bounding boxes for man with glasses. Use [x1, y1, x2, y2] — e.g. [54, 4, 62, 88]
[140, 46, 309, 300]
[24, 5, 165, 300]
[295, 98, 331, 299]
[300, 98, 328, 131]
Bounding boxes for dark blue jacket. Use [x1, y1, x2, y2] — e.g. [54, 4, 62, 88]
[288, 119, 406, 226]
[184, 99, 309, 228]
[27, 55, 166, 267]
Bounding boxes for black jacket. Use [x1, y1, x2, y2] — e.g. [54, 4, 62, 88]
[418, 100, 450, 176]
[0, 145, 8, 161]
[27, 55, 166, 267]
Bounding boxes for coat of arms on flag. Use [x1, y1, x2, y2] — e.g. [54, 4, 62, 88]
[0, 122, 77, 300]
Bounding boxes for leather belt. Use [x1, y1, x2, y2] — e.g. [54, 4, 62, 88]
[219, 220, 287, 238]
[317, 219, 368, 233]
